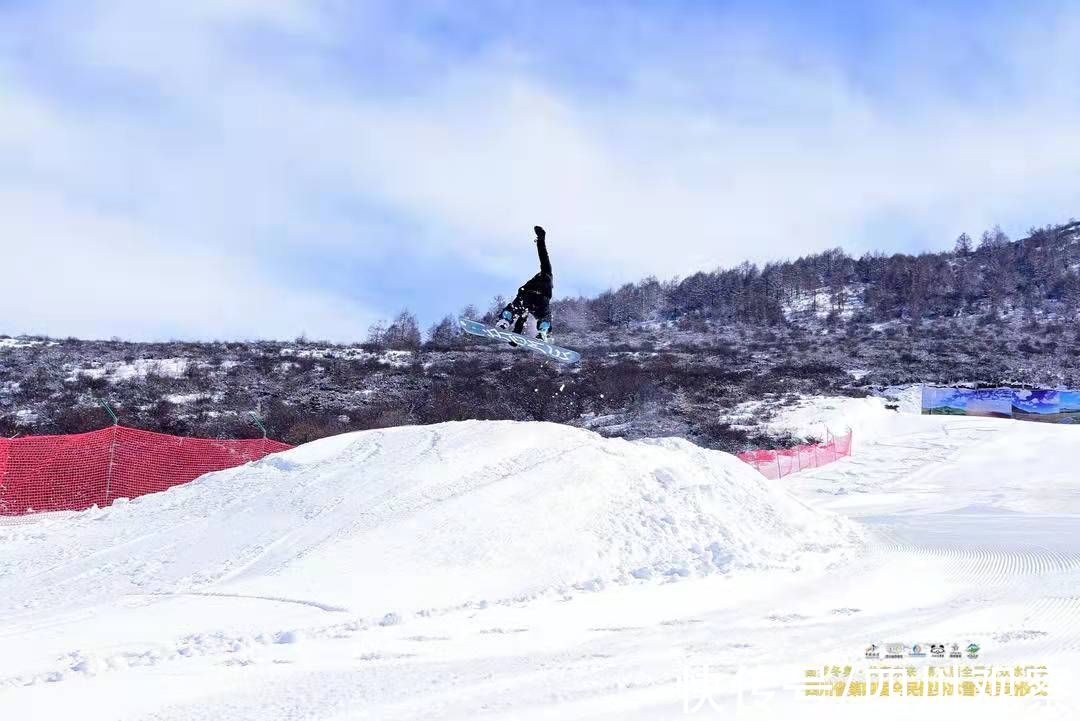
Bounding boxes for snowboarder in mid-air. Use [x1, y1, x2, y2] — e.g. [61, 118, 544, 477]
[458, 224, 578, 362]
[496, 225, 553, 342]
[457, 226, 577, 362]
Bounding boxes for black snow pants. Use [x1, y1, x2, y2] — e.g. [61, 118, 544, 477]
[502, 235, 553, 334]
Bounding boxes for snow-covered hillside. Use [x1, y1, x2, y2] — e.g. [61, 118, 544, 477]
[2, 410, 1078, 720]
[0, 422, 862, 625]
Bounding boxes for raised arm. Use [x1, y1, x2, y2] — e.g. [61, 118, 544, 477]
[534, 225, 551, 275]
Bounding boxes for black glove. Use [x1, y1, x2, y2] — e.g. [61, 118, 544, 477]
[534, 225, 546, 241]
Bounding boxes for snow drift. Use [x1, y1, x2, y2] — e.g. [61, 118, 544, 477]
[1, 421, 863, 622]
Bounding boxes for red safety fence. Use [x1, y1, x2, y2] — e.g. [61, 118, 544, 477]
[737, 428, 852, 480]
[0, 426, 291, 516]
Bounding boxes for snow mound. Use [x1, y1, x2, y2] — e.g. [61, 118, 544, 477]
[2, 421, 863, 621]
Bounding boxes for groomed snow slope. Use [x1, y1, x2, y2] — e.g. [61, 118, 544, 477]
[0, 421, 863, 626]
[3, 409, 1079, 720]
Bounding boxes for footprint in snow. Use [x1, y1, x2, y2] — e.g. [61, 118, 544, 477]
[478, 627, 528, 635]
[830, 608, 862, 616]
[993, 630, 1048, 643]
[403, 635, 451, 642]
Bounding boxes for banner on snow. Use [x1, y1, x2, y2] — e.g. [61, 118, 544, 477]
[922, 386, 1080, 424]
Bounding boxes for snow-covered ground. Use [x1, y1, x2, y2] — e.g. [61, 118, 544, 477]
[279, 345, 418, 368]
[782, 285, 866, 322]
[0, 337, 58, 349]
[1, 407, 1077, 719]
[65, 359, 245, 383]
[66, 358, 192, 382]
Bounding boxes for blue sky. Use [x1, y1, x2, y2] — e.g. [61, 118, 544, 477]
[2, 0, 1080, 340]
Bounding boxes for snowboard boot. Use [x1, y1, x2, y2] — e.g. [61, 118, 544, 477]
[495, 309, 513, 330]
[509, 315, 529, 346]
[536, 320, 552, 343]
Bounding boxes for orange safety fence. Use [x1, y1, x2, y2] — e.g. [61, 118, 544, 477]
[736, 428, 852, 480]
[0, 426, 291, 516]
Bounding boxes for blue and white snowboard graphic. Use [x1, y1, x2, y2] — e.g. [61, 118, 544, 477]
[458, 318, 581, 364]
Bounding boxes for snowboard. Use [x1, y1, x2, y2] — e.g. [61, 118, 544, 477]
[458, 318, 581, 364]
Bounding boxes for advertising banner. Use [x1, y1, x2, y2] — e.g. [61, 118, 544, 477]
[922, 386, 1080, 424]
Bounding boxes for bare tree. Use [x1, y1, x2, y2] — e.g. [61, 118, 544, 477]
[383, 310, 421, 350]
[427, 315, 459, 347]
[366, 321, 386, 348]
[483, 295, 508, 324]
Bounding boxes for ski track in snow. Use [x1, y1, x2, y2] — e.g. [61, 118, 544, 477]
[1, 408, 1079, 719]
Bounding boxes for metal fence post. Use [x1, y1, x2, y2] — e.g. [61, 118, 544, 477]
[96, 397, 119, 425]
[249, 412, 269, 438]
[104, 425, 118, 506]
[95, 398, 120, 507]
[249, 412, 269, 453]
[250, 412, 268, 451]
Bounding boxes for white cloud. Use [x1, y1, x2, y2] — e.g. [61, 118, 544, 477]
[0, 188, 373, 341]
[2, 2, 1080, 339]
